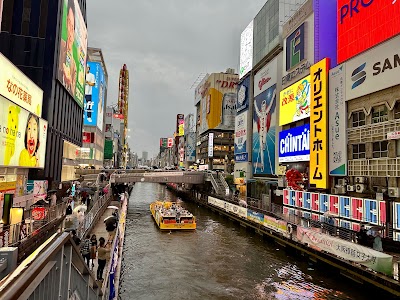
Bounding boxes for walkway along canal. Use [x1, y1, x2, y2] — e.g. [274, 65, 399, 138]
[119, 183, 395, 300]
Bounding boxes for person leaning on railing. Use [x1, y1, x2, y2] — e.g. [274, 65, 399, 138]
[97, 237, 111, 281]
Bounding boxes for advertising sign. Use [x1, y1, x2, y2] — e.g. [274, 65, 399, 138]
[338, 0, 400, 64]
[167, 137, 174, 148]
[345, 35, 400, 101]
[185, 133, 196, 162]
[32, 207, 48, 220]
[310, 58, 329, 189]
[254, 56, 278, 98]
[296, 226, 393, 275]
[208, 133, 214, 157]
[252, 83, 276, 176]
[279, 75, 311, 126]
[0, 96, 48, 168]
[82, 132, 94, 143]
[247, 209, 264, 224]
[278, 124, 310, 163]
[176, 114, 184, 136]
[237, 75, 250, 113]
[200, 73, 238, 134]
[0, 53, 43, 117]
[329, 64, 347, 176]
[84, 62, 105, 130]
[387, 131, 400, 140]
[234, 112, 247, 155]
[57, 0, 88, 107]
[239, 20, 253, 79]
[159, 138, 168, 153]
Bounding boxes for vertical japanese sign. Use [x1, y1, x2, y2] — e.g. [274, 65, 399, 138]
[329, 64, 347, 176]
[176, 114, 184, 136]
[208, 133, 214, 157]
[310, 58, 330, 189]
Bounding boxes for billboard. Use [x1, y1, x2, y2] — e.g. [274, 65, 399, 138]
[329, 64, 347, 176]
[345, 35, 400, 101]
[184, 114, 195, 134]
[167, 137, 174, 148]
[310, 58, 330, 189]
[252, 84, 277, 175]
[199, 73, 238, 134]
[338, 0, 400, 64]
[57, 0, 88, 107]
[237, 75, 250, 113]
[0, 53, 43, 117]
[0, 95, 48, 168]
[234, 112, 247, 157]
[208, 133, 214, 157]
[254, 57, 278, 97]
[239, 20, 253, 79]
[279, 75, 311, 126]
[279, 124, 310, 163]
[176, 114, 184, 136]
[160, 138, 168, 153]
[84, 62, 105, 130]
[185, 133, 196, 162]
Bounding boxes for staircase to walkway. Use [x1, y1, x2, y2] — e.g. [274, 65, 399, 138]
[209, 173, 229, 197]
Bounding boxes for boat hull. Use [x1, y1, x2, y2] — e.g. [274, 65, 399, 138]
[150, 202, 196, 230]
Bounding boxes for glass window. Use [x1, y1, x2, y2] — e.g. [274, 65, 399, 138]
[372, 105, 388, 123]
[372, 141, 388, 158]
[352, 144, 366, 159]
[352, 111, 365, 127]
[394, 101, 400, 119]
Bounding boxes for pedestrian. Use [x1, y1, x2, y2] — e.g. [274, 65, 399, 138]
[70, 230, 80, 246]
[80, 234, 91, 267]
[357, 225, 368, 246]
[373, 232, 383, 252]
[90, 234, 98, 268]
[50, 192, 57, 206]
[97, 237, 110, 281]
[66, 203, 73, 215]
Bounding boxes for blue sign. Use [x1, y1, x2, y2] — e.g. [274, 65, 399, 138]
[84, 62, 106, 130]
[339, 196, 351, 218]
[286, 23, 305, 71]
[278, 124, 310, 163]
[235, 152, 248, 162]
[364, 199, 378, 225]
[237, 75, 250, 113]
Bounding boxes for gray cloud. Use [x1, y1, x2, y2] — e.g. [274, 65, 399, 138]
[87, 0, 266, 157]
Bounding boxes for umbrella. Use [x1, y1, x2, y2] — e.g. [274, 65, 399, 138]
[323, 211, 339, 217]
[73, 204, 87, 213]
[77, 187, 92, 192]
[107, 205, 119, 210]
[369, 225, 385, 231]
[47, 189, 58, 194]
[32, 199, 49, 206]
[104, 215, 117, 224]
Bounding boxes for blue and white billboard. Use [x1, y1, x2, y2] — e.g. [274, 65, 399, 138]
[237, 75, 250, 113]
[84, 62, 106, 130]
[234, 112, 247, 156]
[185, 132, 196, 162]
[278, 124, 310, 163]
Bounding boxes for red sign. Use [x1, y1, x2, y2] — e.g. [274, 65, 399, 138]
[338, 0, 400, 63]
[113, 113, 124, 120]
[32, 207, 48, 220]
[167, 138, 174, 148]
[82, 132, 94, 143]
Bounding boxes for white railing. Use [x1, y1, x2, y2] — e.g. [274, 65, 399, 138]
[347, 119, 400, 144]
[348, 158, 400, 177]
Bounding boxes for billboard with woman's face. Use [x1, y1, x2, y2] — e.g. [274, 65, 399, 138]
[0, 96, 48, 168]
[57, 0, 88, 107]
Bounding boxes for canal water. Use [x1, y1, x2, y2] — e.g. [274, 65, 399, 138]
[119, 183, 381, 300]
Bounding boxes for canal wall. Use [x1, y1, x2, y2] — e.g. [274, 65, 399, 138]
[166, 185, 400, 297]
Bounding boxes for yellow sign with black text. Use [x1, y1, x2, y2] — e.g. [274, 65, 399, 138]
[310, 58, 330, 189]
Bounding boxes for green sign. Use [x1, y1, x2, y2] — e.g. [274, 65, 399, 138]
[104, 140, 113, 159]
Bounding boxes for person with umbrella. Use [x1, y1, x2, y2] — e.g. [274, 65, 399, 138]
[104, 215, 118, 242]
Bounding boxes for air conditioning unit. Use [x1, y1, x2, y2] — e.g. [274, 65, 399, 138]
[355, 177, 366, 184]
[337, 186, 346, 194]
[356, 184, 366, 193]
[331, 187, 339, 194]
[347, 185, 355, 192]
[388, 187, 400, 198]
[338, 179, 346, 186]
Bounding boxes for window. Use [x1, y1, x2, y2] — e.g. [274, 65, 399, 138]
[373, 141, 388, 158]
[352, 144, 366, 159]
[352, 111, 365, 127]
[394, 101, 400, 119]
[372, 105, 388, 123]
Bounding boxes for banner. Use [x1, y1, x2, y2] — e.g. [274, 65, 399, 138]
[279, 75, 311, 126]
[278, 124, 310, 162]
[84, 62, 105, 130]
[252, 84, 276, 175]
[263, 215, 289, 237]
[329, 64, 347, 176]
[234, 112, 247, 155]
[247, 209, 264, 224]
[0, 96, 48, 168]
[310, 58, 329, 189]
[297, 226, 393, 276]
[224, 202, 247, 219]
[0, 53, 43, 116]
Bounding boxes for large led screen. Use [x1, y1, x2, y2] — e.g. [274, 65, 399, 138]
[84, 62, 105, 130]
[57, 0, 88, 107]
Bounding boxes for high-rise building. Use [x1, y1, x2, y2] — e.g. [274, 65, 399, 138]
[0, 0, 88, 183]
[142, 151, 148, 162]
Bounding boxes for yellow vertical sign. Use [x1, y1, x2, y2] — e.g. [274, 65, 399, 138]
[310, 58, 330, 189]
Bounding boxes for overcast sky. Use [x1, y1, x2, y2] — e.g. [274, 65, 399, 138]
[87, 0, 266, 158]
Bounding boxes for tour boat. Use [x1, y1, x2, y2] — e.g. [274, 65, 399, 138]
[150, 201, 196, 230]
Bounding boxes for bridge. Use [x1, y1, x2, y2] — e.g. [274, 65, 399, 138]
[110, 171, 204, 184]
